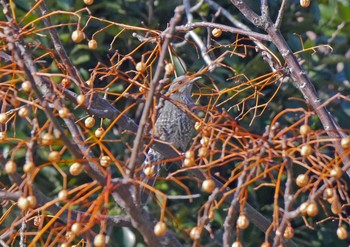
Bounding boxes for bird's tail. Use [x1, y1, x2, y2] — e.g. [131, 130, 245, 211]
[140, 148, 162, 205]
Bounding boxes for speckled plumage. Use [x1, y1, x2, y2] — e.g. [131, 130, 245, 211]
[140, 75, 198, 204]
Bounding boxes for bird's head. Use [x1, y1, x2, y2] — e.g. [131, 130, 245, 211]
[167, 75, 200, 97]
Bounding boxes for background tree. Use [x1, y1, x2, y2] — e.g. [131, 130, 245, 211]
[1, 0, 350, 246]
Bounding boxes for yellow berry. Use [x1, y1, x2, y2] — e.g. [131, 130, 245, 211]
[183, 157, 195, 167]
[85, 117, 95, 128]
[283, 226, 294, 239]
[200, 136, 209, 146]
[237, 214, 249, 229]
[144, 166, 155, 177]
[212, 28, 222, 37]
[93, 233, 106, 247]
[71, 222, 82, 235]
[0, 113, 8, 124]
[232, 241, 243, 247]
[100, 156, 111, 167]
[300, 144, 312, 157]
[306, 201, 318, 217]
[185, 150, 194, 159]
[71, 30, 84, 43]
[194, 122, 201, 131]
[85, 79, 93, 86]
[27, 195, 37, 208]
[198, 147, 209, 158]
[23, 162, 35, 173]
[61, 78, 71, 88]
[21, 81, 32, 92]
[5, 160, 17, 174]
[0, 131, 6, 142]
[165, 63, 175, 75]
[48, 151, 61, 163]
[261, 242, 271, 247]
[330, 166, 343, 179]
[136, 62, 146, 72]
[84, 0, 94, 5]
[17, 196, 29, 210]
[154, 221, 167, 237]
[88, 39, 97, 49]
[201, 179, 215, 193]
[77, 94, 86, 106]
[296, 174, 309, 187]
[95, 127, 104, 138]
[70, 162, 83, 176]
[189, 226, 202, 240]
[337, 226, 348, 240]
[300, 0, 310, 8]
[341, 136, 350, 149]
[18, 107, 30, 118]
[331, 197, 342, 215]
[299, 124, 311, 136]
[323, 188, 333, 199]
[299, 202, 309, 215]
[42, 133, 54, 145]
[59, 107, 70, 118]
[58, 189, 68, 201]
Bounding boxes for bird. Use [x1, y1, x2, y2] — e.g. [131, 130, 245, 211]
[140, 75, 200, 204]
